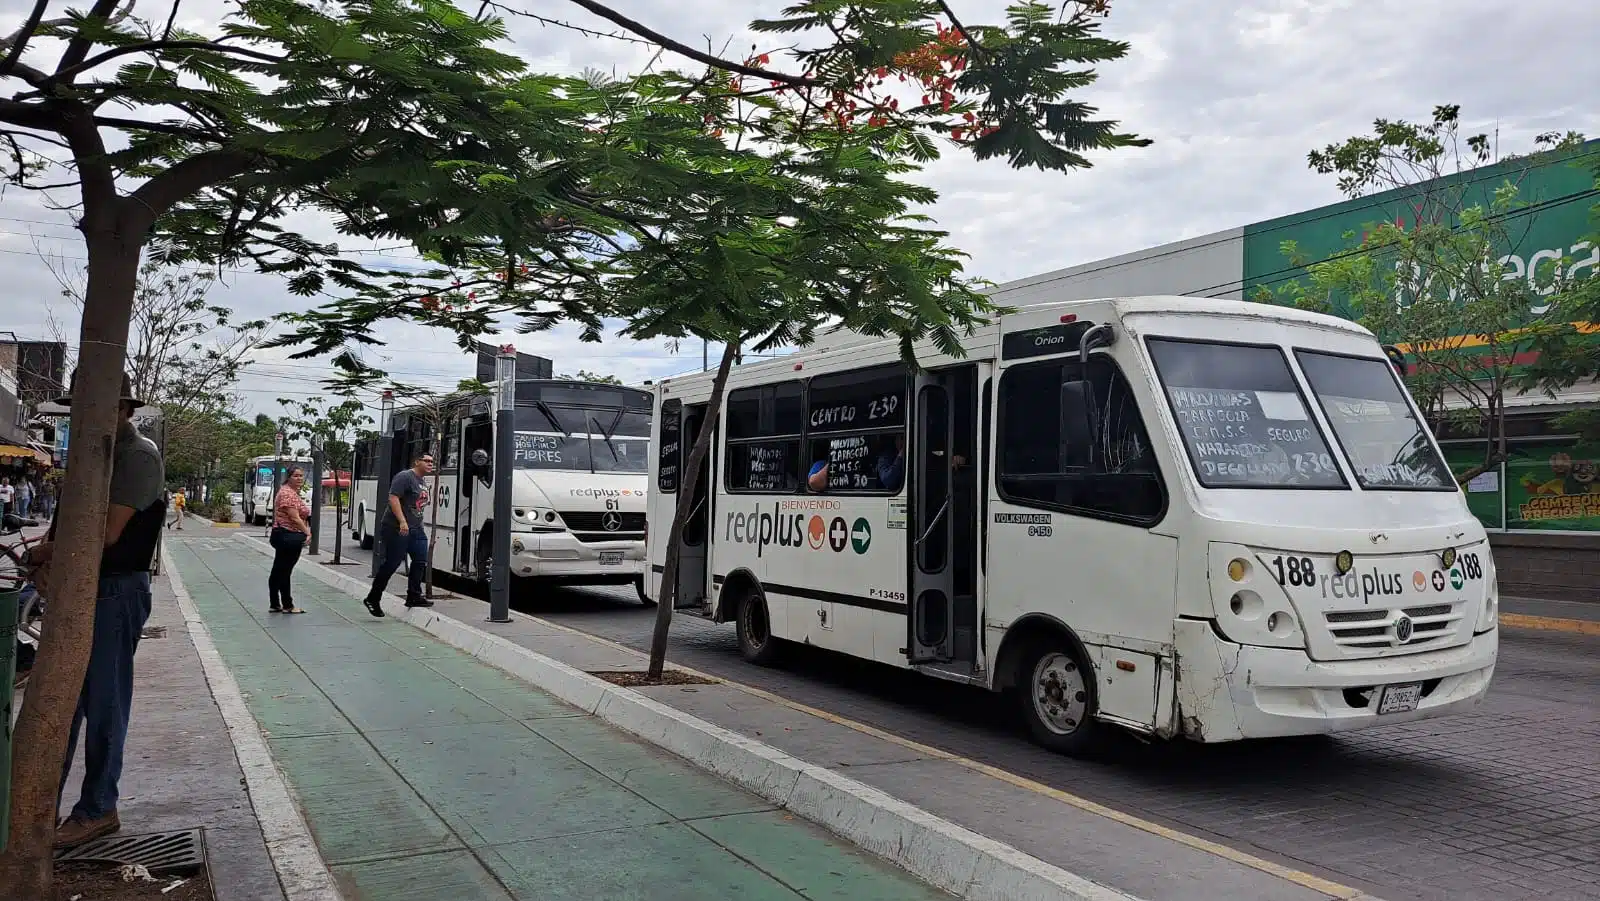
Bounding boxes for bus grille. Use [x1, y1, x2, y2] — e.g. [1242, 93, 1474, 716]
[1322, 602, 1465, 654]
[558, 511, 646, 534]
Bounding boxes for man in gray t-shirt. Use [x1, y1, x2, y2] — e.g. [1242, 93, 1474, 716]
[363, 451, 434, 616]
[34, 372, 167, 849]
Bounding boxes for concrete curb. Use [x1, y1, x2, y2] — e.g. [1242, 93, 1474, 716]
[163, 546, 344, 901]
[235, 534, 1142, 901]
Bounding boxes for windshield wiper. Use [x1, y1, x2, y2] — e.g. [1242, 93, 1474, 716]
[536, 401, 569, 437]
[590, 414, 622, 468]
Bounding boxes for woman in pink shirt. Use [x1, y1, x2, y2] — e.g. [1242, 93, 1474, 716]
[268, 467, 311, 614]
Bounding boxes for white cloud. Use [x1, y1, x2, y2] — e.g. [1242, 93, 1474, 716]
[2, 0, 1596, 419]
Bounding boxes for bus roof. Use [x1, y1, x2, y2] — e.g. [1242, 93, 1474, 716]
[657, 294, 1375, 392]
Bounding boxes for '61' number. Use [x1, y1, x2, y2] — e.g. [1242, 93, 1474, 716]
[1270, 555, 1316, 587]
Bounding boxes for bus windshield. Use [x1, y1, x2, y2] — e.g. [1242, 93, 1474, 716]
[513, 405, 649, 474]
[1294, 350, 1454, 490]
[1146, 338, 1345, 489]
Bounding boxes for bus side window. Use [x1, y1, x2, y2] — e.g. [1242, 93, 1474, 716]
[725, 382, 804, 492]
[997, 358, 1165, 525]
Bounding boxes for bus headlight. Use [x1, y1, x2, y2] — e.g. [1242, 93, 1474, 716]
[1210, 543, 1307, 650]
[1476, 580, 1498, 633]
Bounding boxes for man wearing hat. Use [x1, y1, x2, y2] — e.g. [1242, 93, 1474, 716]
[29, 371, 166, 848]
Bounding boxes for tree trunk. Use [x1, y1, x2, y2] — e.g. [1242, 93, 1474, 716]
[648, 341, 740, 679]
[333, 460, 344, 565]
[0, 230, 141, 896]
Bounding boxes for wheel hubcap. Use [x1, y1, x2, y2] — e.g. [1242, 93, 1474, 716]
[1032, 652, 1088, 736]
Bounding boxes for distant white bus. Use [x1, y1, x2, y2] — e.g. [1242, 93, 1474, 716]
[242, 455, 313, 525]
[646, 295, 1499, 754]
[350, 380, 653, 599]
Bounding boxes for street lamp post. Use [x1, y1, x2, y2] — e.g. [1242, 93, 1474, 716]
[488, 346, 516, 623]
[371, 390, 395, 579]
[308, 441, 323, 555]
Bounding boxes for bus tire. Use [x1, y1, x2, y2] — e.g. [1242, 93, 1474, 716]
[1015, 639, 1107, 757]
[358, 508, 373, 550]
[734, 588, 781, 666]
[635, 576, 656, 608]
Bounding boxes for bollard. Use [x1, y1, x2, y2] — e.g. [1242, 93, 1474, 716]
[1, 586, 18, 853]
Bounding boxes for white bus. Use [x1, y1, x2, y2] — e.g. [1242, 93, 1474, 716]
[645, 296, 1499, 754]
[243, 455, 313, 525]
[351, 380, 653, 600]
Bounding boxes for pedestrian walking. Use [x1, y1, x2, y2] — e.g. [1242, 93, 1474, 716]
[268, 467, 311, 614]
[31, 371, 165, 848]
[41, 480, 55, 519]
[361, 451, 434, 617]
[17, 476, 33, 518]
[167, 486, 187, 529]
[0, 476, 13, 518]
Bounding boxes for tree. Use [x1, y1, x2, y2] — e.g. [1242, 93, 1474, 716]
[0, 1, 1145, 888]
[39, 259, 266, 490]
[276, 396, 370, 564]
[1256, 106, 1590, 482]
[559, 369, 622, 384]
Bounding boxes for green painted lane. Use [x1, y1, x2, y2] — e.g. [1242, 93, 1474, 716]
[167, 539, 951, 901]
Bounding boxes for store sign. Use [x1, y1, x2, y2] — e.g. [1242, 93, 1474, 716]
[1505, 442, 1600, 532]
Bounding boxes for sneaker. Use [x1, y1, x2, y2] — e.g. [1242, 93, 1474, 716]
[55, 811, 120, 848]
[404, 598, 434, 608]
[363, 596, 385, 618]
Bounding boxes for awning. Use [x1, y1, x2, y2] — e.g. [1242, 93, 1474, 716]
[0, 444, 36, 463]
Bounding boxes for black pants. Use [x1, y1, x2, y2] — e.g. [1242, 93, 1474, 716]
[268, 528, 306, 608]
[366, 527, 427, 605]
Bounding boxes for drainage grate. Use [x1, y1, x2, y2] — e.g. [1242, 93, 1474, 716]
[55, 828, 205, 875]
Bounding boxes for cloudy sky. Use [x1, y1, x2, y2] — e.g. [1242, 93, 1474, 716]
[2, 0, 1596, 419]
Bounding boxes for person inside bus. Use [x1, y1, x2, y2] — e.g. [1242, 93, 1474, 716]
[878, 435, 906, 492]
[807, 458, 829, 493]
[268, 467, 311, 614]
[362, 451, 434, 617]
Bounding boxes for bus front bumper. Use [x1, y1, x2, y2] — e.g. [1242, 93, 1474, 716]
[507, 531, 645, 580]
[1172, 619, 1497, 743]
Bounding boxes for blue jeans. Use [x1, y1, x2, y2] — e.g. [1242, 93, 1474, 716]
[59, 572, 153, 821]
[367, 528, 428, 605]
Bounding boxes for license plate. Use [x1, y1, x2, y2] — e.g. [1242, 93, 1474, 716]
[1377, 682, 1422, 715]
[598, 551, 624, 566]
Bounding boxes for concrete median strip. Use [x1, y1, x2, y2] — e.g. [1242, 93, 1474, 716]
[236, 535, 1141, 901]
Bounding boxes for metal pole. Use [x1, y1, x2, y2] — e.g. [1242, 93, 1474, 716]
[270, 431, 283, 537]
[488, 346, 516, 623]
[308, 443, 323, 555]
[371, 391, 394, 579]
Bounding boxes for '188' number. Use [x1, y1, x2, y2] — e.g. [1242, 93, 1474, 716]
[1270, 555, 1315, 587]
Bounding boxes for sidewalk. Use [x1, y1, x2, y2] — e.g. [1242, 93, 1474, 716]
[166, 534, 949, 901]
[50, 562, 285, 901]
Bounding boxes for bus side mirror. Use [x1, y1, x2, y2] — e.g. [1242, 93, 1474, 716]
[470, 449, 489, 467]
[1059, 380, 1097, 452]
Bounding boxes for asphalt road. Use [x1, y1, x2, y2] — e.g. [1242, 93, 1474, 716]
[247, 512, 1600, 901]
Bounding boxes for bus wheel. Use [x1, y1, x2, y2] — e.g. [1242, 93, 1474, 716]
[735, 590, 780, 665]
[1018, 644, 1105, 756]
[634, 576, 656, 608]
[358, 509, 373, 550]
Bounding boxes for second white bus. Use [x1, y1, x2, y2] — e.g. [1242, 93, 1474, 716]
[352, 380, 654, 599]
[646, 295, 1499, 754]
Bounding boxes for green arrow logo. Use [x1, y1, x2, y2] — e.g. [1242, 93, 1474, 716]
[850, 517, 872, 554]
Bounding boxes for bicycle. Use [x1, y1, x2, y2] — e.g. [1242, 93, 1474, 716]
[3, 513, 46, 688]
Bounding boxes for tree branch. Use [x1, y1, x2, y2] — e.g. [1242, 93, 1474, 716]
[127, 147, 256, 227]
[54, 0, 131, 78]
[561, 0, 813, 87]
[94, 113, 222, 141]
[0, 97, 65, 132]
[52, 39, 287, 84]
[0, 0, 52, 80]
